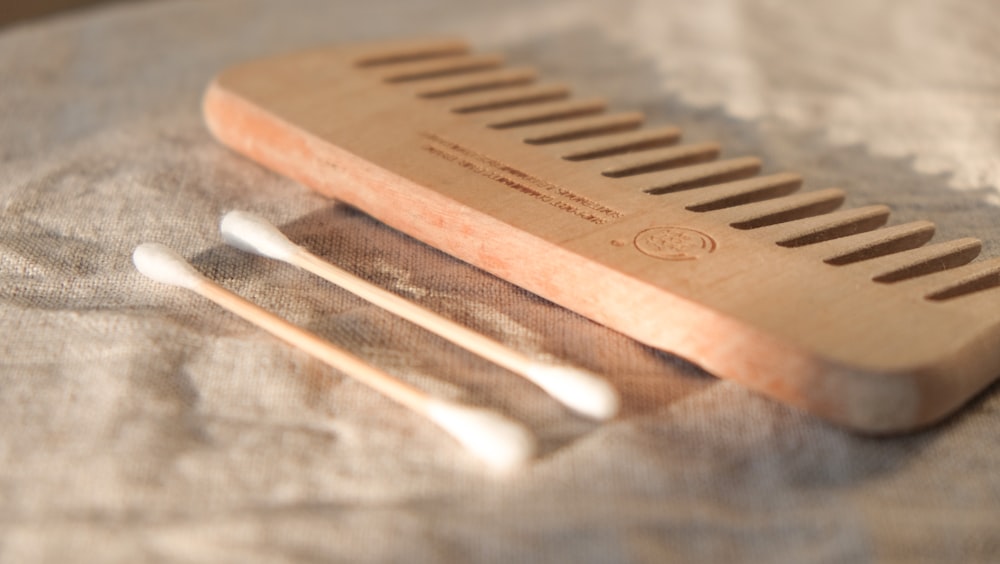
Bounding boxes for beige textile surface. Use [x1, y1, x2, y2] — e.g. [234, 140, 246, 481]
[2, 0, 999, 562]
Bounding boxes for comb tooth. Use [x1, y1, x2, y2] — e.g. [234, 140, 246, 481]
[482, 98, 607, 129]
[556, 126, 683, 160]
[414, 67, 538, 98]
[810, 221, 936, 265]
[756, 205, 891, 247]
[518, 112, 645, 144]
[354, 38, 470, 67]
[449, 83, 571, 113]
[852, 238, 983, 283]
[917, 257, 1000, 301]
[594, 142, 720, 178]
[630, 157, 762, 194]
[376, 54, 505, 82]
[719, 188, 846, 229]
[924, 257, 1000, 301]
[683, 173, 803, 211]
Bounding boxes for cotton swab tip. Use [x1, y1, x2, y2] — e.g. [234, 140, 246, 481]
[132, 243, 206, 289]
[524, 364, 620, 420]
[424, 399, 536, 473]
[220, 210, 303, 261]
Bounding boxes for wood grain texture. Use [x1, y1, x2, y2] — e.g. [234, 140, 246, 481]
[202, 37, 1000, 433]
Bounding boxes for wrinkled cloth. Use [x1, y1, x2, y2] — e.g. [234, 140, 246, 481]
[1, 1, 998, 562]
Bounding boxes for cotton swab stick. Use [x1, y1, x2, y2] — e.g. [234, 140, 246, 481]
[220, 211, 620, 420]
[132, 243, 536, 473]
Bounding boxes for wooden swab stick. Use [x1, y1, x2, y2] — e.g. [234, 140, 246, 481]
[132, 243, 536, 472]
[220, 211, 621, 420]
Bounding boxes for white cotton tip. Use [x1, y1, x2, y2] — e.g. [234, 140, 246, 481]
[220, 210, 303, 262]
[524, 364, 620, 420]
[132, 243, 206, 290]
[424, 399, 536, 473]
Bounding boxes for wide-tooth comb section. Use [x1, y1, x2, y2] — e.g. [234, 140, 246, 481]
[917, 257, 1000, 301]
[756, 205, 891, 247]
[633, 157, 762, 194]
[376, 54, 505, 82]
[354, 38, 469, 67]
[720, 188, 846, 229]
[449, 83, 571, 113]
[557, 126, 683, 160]
[597, 142, 720, 177]
[414, 67, 538, 98]
[811, 221, 936, 265]
[854, 238, 982, 283]
[482, 98, 607, 129]
[683, 173, 803, 211]
[518, 112, 645, 144]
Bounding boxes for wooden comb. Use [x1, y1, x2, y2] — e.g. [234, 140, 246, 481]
[203, 37, 1000, 433]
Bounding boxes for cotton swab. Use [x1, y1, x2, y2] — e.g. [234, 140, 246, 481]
[220, 211, 621, 420]
[132, 243, 536, 473]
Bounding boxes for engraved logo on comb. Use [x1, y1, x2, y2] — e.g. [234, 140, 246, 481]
[634, 226, 716, 260]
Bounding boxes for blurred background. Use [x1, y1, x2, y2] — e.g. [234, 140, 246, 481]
[0, 0, 125, 26]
